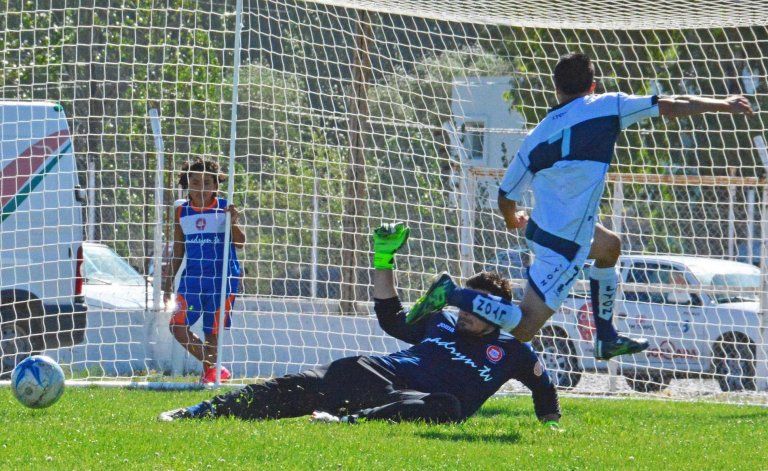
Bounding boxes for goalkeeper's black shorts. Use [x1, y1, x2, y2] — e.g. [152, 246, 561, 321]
[205, 355, 463, 423]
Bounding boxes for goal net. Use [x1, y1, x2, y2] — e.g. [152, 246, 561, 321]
[1, 0, 767, 402]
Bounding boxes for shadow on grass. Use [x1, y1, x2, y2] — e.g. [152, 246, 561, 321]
[710, 412, 768, 421]
[416, 429, 521, 444]
[474, 406, 529, 419]
[616, 407, 768, 423]
[652, 411, 768, 423]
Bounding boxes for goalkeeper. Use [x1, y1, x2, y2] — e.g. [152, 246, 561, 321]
[159, 223, 561, 426]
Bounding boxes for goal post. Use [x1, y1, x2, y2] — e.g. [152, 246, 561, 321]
[0, 0, 767, 402]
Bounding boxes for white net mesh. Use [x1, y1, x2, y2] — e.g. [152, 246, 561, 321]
[309, 0, 768, 29]
[1, 0, 767, 402]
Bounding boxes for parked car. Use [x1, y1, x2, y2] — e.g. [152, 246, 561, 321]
[1, 101, 87, 377]
[536, 255, 763, 392]
[81, 242, 155, 311]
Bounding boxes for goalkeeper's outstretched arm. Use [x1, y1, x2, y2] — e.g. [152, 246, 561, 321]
[371, 223, 426, 344]
[517, 365, 561, 426]
[372, 222, 409, 299]
[658, 94, 753, 118]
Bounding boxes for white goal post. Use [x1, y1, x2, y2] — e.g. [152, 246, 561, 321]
[1, 0, 767, 403]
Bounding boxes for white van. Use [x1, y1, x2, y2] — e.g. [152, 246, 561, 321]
[0, 101, 87, 376]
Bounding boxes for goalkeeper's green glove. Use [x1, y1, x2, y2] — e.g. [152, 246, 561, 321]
[372, 222, 410, 270]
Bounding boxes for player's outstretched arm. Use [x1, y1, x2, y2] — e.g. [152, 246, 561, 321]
[658, 95, 753, 119]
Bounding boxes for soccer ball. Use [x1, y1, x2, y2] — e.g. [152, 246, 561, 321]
[11, 355, 66, 409]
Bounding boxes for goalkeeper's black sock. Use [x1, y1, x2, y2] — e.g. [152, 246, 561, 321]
[186, 401, 214, 418]
[339, 414, 360, 424]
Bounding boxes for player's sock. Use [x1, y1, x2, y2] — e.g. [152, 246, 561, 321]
[589, 265, 619, 342]
[447, 288, 522, 331]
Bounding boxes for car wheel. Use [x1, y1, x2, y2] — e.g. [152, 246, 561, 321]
[712, 335, 756, 392]
[623, 368, 672, 393]
[533, 330, 582, 389]
[0, 319, 33, 378]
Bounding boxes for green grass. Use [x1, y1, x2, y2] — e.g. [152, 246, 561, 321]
[1, 388, 766, 469]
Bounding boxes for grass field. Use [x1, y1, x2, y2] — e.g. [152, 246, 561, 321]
[1, 387, 766, 469]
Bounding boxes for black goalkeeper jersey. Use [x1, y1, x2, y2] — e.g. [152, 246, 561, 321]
[369, 297, 559, 420]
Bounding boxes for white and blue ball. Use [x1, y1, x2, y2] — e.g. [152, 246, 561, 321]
[11, 355, 66, 409]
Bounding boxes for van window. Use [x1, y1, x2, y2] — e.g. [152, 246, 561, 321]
[625, 262, 665, 303]
[624, 261, 701, 306]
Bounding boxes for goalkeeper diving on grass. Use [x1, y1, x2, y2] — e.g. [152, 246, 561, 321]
[159, 223, 560, 426]
[410, 52, 754, 361]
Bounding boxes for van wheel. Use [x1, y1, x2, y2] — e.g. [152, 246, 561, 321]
[533, 329, 582, 389]
[712, 334, 756, 392]
[0, 294, 46, 351]
[624, 368, 672, 393]
[0, 318, 33, 378]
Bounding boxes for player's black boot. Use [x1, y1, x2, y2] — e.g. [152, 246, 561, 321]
[594, 335, 650, 360]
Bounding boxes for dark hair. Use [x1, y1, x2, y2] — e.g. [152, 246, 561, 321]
[177, 157, 225, 189]
[553, 53, 595, 95]
[466, 271, 513, 302]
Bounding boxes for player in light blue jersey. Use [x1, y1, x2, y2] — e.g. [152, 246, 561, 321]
[164, 158, 246, 383]
[410, 52, 753, 361]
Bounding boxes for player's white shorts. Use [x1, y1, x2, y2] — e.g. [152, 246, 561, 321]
[524, 219, 592, 310]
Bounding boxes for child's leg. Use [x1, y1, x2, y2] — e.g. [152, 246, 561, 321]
[169, 294, 205, 361]
[203, 332, 218, 370]
[201, 294, 236, 371]
[170, 325, 206, 362]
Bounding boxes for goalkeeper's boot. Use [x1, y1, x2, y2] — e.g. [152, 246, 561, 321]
[406, 272, 456, 324]
[310, 411, 359, 424]
[594, 334, 650, 360]
[201, 365, 232, 385]
[158, 402, 213, 422]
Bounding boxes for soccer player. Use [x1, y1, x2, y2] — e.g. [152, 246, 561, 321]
[159, 223, 561, 427]
[164, 158, 245, 384]
[409, 52, 753, 360]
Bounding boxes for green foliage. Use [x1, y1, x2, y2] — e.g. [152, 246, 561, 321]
[0, 2, 233, 266]
[3, 1, 765, 289]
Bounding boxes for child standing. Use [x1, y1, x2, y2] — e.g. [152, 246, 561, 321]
[165, 158, 245, 383]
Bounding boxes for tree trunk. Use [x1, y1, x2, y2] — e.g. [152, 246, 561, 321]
[339, 12, 372, 315]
